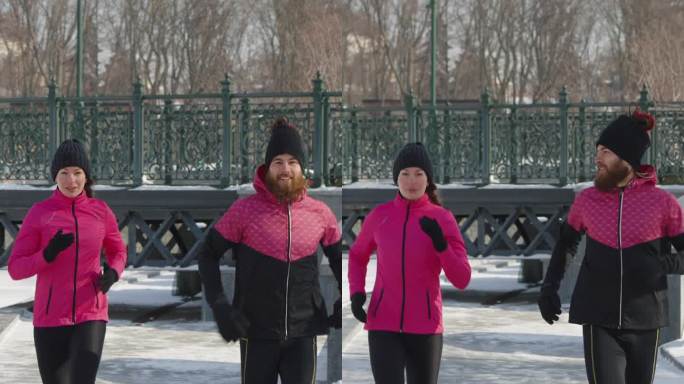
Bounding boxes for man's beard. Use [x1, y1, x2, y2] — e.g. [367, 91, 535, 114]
[594, 162, 631, 192]
[265, 171, 308, 202]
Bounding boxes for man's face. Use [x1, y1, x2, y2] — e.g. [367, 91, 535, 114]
[265, 154, 306, 201]
[594, 145, 632, 191]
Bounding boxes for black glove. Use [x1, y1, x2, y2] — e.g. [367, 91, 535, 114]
[351, 292, 367, 323]
[211, 296, 250, 342]
[43, 229, 74, 263]
[419, 216, 447, 252]
[99, 263, 119, 293]
[328, 297, 342, 329]
[658, 251, 684, 275]
[538, 290, 562, 325]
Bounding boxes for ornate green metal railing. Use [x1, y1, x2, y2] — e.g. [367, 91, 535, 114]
[0, 73, 343, 187]
[1, 76, 682, 186]
[343, 86, 683, 185]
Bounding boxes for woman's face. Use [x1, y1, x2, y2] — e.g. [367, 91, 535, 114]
[56, 167, 86, 198]
[397, 167, 428, 200]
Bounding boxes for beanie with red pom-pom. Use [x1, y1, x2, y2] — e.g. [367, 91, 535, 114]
[596, 109, 654, 170]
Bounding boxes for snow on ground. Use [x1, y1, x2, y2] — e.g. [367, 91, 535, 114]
[461, 260, 530, 292]
[479, 183, 565, 189]
[0, 272, 35, 308]
[1, 255, 683, 383]
[0, 313, 235, 384]
[343, 300, 683, 383]
[342, 254, 684, 383]
[0, 267, 331, 383]
[343, 301, 585, 383]
[130, 185, 217, 191]
[342, 180, 583, 190]
[0, 312, 330, 384]
[0, 183, 53, 190]
[663, 339, 684, 372]
[339, 180, 396, 189]
[107, 270, 199, 308]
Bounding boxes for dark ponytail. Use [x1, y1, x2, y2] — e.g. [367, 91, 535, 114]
[426, 182, 441, 206]
[84, 178, 94, 198]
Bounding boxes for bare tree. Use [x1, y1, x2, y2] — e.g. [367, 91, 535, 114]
[0, 0, 682, 103]
[0, 0, 75, 96]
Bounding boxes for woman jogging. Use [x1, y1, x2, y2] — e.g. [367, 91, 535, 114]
[348, 142, 472, 384]
[8, 139, 127, 384]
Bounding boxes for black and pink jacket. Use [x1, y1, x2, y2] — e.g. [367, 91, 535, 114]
[544, 166, 684, 329]
[198, 165, 342, 340]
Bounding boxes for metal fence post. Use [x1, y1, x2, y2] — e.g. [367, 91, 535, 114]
[351, 108, 359, 183]
[559, 86, 569, 186]
[74, 100, 85, 142]
[578, 99, 586, 182]
[509, 107, 518, 184]
[312, 72, 324, 187]
[480, 88, 491, 185]
[405, 93, 416, 142]
[443, 109, 451, 184]
[322, 95, 330, 185]
[639, 85, 655, 166]
[48, 80, 58, 162]
[220, 75, 232, 186]
[132, 78, 144, 186]
[59, 98, 67, 146]
[164, 98, 173, 185]
[91, 100, 100, 178]
[239, 98, 251, 184]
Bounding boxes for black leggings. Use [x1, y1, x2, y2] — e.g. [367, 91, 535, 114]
[239, 336, 317, 384]
[33, 321, 106, 384]
[583, 324, 660, 384]
[368, 331, 443, 384]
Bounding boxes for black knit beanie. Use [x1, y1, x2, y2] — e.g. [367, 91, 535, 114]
[265, 117, 306, 166]
[596, 110, 654, 170]
[392, 142, 434, 184]
[50, 139, 91, 180]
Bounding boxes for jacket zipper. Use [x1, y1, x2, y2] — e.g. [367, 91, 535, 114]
[284, 203, 292, 339]
[71, 201, 79, 324]
[426, 290, 431, 320]
[400, 203, 410, 332]
[46, 284, 53, 315]
[617, 189, 624, 329]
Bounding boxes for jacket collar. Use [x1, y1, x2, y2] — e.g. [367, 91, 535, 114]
[631, 164, 657, 188]
[392, 191, 431, 209]
[51, 187, 88, 207]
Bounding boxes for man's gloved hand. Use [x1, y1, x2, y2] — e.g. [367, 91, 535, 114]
[351, 292, 367, 323]
[419, 217, 447, 252]
[659, 251, 684, 275]
[328, 297, 342, 329]
[211, 296, 250, 342]
[43, 229, 74, 263]
[99, 263, 119, 293]
[538, 290, 562, 325]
